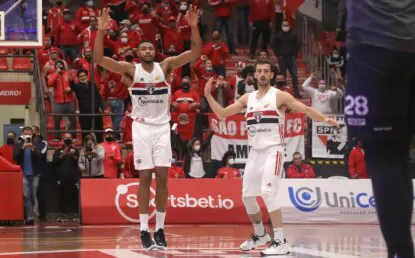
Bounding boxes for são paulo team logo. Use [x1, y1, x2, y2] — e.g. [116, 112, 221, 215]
[115, 182, 157, 223]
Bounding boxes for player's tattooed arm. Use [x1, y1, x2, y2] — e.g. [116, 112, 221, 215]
[278, 91, 340, 128]
[162, 5, 202, 71]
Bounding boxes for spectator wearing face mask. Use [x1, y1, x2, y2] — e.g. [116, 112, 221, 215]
[216, 150, 241, 179]
[31, 126, 48, 219]
[208, 0, 237, 54]
[13, 127, 44, 225]
[237, 65, 257, 99]
[210, 74, 234, 107]
[75, 0, 98, 31]
[101, 129, 122, 178]
[52, 133, 81, 223]
[119, 19, 141, 46]
[177, 1, 191, 77]
[47, 59, 77, 141]
[274, 73, 293, 95]
[168, 151, 185, 178]
[55, 9, 80, 63]
[69, 69, 107, 143]
[302, 73, 343, 114]
[76, 47, 101, 87]
[130, 2, 159, 44]
[78, 16, 99, 50]
[158, 16, 190, 54]
[78, 134, 104, 178]
[38, 37, 64, 70]
[326, 48, 345, 81]
[115, 31, 135, 58]
[46, 0, 65, 41]
[193, 57, 217, 113]
[176, 133, 214, 178]
[271, 20, 301, 98]
[203, 30, 230, 77]
[0, 131, 17, 164]
[155, 0, 179, 24]
[286, 152, 316, 179]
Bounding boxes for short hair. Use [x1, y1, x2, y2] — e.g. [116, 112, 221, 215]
[32, 126, 40, 133]
[8, 131, 16, 137]
[222, 150, 236, 165]
[293, 151, 302, 157]
[22, 126, 32, 132]
[254, 59, 273, 71]
[138, 40, 154, 47]
[77, 68, 88, 77]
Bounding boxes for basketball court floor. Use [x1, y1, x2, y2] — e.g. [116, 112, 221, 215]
[0, 223, 408, 257]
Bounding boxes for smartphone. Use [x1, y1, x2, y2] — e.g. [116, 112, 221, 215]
[171, 123, 177, 131]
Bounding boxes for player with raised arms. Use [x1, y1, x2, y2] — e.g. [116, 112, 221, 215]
[204, 60, 339, 256]
[93, 7, 201, 251]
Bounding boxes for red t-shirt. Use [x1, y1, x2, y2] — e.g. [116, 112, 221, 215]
[0, 144, 15, 164]
[168, 166, 185, 178]
[216, 167, 241, 178]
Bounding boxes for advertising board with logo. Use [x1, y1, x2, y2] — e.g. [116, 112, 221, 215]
[209, 113, 305, 165]
[0, 82, 31, 105]
[312, 114, 347, 159]
[80, 179, 415, 225]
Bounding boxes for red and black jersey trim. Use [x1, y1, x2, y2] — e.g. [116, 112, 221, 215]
[131, 88, 168, 95]
[247, 118, 279, 125]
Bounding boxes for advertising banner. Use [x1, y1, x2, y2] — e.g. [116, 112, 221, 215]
[209, 112, 305, 164]
[0, 171, 24, 221]
[80, 179, 415, 225]
[312, 114, 347, 159]
[0, 82, 31, 105]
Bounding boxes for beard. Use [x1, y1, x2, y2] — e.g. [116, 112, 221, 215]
[258, 79, 270, 88]
[141, 56, 155, 64]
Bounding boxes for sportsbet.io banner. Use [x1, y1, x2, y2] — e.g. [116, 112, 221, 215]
[312, 114, 347, 159]
[208, 113, 305, 167]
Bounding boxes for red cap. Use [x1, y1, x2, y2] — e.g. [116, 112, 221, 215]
[168, 16, 176, 22]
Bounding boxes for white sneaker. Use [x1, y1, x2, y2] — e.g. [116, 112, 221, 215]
[260, 239, 289, 256]
[240, 232, 271, 251]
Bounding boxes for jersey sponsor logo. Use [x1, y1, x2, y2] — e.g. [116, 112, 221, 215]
[138, 96, 164, 107]
[178, 113, 190, 125]
[247, 126, 272, 137]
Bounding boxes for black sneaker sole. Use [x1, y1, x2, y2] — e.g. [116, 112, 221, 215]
[155, 244, 167, 250]
[142, 243, 157, 251]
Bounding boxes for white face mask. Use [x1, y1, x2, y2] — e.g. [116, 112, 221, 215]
[282, 26, 290, 32]
[86, 1, 94, 7]
[193, 145, 201, 152]
[228, 158, 235, 165]
[121, 37, 128, 43]
[180, 4, 187, 11]
[332, 53, 339, 58]
[318, 84, 326, 91]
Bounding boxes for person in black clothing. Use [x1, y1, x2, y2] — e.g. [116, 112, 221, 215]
[271, 21, 301, 98]
[69, 69, 107, 143]
[52, 133, 81, 223]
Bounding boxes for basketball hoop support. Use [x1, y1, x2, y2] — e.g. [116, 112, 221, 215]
[0, 11, 4, 41]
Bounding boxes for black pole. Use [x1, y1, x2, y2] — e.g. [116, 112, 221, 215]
[90, 59, 95, 134]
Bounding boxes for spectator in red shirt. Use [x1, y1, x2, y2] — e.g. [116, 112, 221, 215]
[248, 0, 275, 60]
[119, 19, 142, 46]
[46, 0, 65, 42]
[158, 16, 190, 53]
[130, 2, 158, 44]
[216, 150, 241, 178]
[286, 152, 316, 178]
[211, 74, 234, 107]
[38, 37, 64, 70]
[203, 30, 229, 76]
[228, 61, 246, 102]
[78, 16, 99, 51]
[120, 104, 133, 144]
[114, 31, 135, 57]
[101, 129, 122, 178]
[348, 138, 369, 179]
[275, 73, 293, 96]
[0, 131, 17, 164]
[75, 1, 98, 31]
[123, 152, 139, 178]
[77, 47, 101, 87]
[208, 0, 237, 54]
[168, 151, 185, 178]
[177, 1, 192, 77]
[155, 0, 178, 24]
[55, 9, 80, 63]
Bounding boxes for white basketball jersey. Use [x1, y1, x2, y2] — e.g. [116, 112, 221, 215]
[129, 63, 171, 125]
[245, 87, 285, 149]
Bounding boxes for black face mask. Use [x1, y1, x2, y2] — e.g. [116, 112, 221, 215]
[6, 138, 14, 145]
[105, 136, 114, 142]
[276, 81, 285, 87]
[181, 83, 190, 91]
[167, 51, 176, 56]
[64, 139, 72, 146]
[142, 8, 149, 14]
[125, 55, 134, 62]
[56, 1, 63, 6]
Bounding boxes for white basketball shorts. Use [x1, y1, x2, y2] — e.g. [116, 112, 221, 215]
[132, 121, 172, 170]
[242, 145, 284, 197]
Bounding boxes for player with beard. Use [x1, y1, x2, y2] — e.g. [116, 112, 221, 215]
[93, 7, 202, 251]
[204, 59, 339, 256]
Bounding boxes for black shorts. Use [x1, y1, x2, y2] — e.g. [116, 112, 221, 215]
[345, 42, 415, 143]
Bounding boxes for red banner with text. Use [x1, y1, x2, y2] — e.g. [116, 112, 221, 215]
[0, 82, 31, 105]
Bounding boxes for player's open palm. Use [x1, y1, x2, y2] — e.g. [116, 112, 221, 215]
[326, 118, 340, 128]
[204, 77, 214, 97]
[185, 5, 200, 27]
[97, 8, 111, 31]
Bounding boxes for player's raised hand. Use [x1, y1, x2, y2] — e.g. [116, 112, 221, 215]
[325, 117, 340, 128]
[204, 77, 215, 97]
[185, 5, 200, 28]
[97, 8, 111, 31]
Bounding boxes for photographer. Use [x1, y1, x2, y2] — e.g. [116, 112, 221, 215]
[78, 134, 104, 178]
[52, 133, 81, 223]
[13, 127, 43, 225]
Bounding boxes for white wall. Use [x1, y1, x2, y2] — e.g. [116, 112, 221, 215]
[298, 0, 322, 22]
[0, 105, 25, 144]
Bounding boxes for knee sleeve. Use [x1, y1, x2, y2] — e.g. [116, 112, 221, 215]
[242, 196, 260, 215]
[261, 190, 280, 212]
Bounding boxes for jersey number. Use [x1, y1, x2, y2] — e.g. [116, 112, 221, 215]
[344, 95, 369, 116]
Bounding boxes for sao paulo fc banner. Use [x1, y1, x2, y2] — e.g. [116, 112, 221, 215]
[209, 113, 305, 165]
[312, 114, 347, 159]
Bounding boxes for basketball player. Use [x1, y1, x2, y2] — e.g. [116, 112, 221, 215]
[93, 7, 201, 251]
[345, 1, 415, 257]
[204, 60, 339, 256]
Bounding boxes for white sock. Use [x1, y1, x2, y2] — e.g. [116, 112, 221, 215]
[273, 228, 284, 242]
[155, 211, 166, 231]
[140, 214, 149, 232]
[253, 222, 265, 236]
